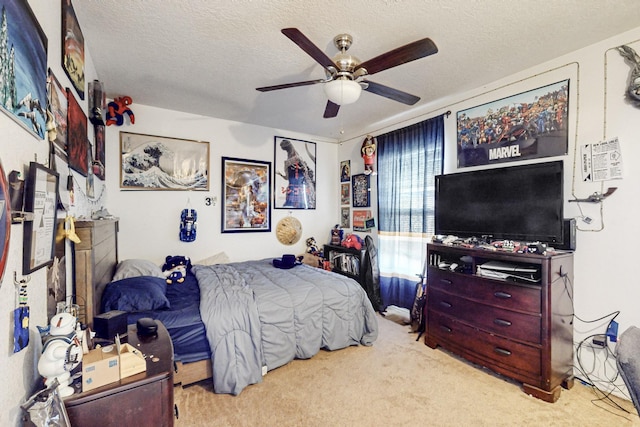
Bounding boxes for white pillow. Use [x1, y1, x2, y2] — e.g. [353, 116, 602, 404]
[195, 252, 230, 266]
[112, 259, 165, 281]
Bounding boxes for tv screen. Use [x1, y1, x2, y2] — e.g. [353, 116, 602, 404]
[435, 160, 564, 244]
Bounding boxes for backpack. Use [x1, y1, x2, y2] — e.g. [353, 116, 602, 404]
[410, 279, 427, 341]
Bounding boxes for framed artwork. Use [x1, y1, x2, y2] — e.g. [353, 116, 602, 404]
[66, 88, 88, 176]
[340, 207, 350, 229]
[22, 162, 59, 275]
[340, 160, 351, 182]
[353, 210, 373, 232]
[274, 136, 316, 209]
[221, 157, 271, 233]
[120, 132, 209, 190]
[341, 183, 350, 205]
[0, 159, 10, 285]
[47, 69, 68, 160]
[62, 0, 85, 100]
[0, 0, 48, 140]
[352, 173, 370, 207]
[93, 124, 105, 180]
[456, 79, 569, 168]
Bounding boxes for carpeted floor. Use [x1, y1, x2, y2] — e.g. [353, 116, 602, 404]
[174, 313, 640, 427]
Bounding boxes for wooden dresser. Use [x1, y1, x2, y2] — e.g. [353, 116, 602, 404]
[424, 243, 574, 402]
[64, 322, 175, 426]
[73, 219, 119, 327]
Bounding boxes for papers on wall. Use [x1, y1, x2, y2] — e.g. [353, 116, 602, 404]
[581, 137, 624, 182]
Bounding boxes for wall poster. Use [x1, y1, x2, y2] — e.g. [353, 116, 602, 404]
[274, 136, 316, 209]
[456, 80, 569, 168]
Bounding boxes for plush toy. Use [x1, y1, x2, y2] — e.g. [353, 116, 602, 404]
[305, 237, 320, 256]
[342, 234, 364, 250]
[162, 255, 192, 284]
[106, 96, 135, 126]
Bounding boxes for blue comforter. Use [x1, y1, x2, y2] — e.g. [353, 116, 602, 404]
[192, 260, 378, 395]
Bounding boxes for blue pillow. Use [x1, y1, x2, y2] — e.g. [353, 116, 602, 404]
[101, 276, 170, 312]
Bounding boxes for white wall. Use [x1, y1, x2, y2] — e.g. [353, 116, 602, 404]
[340, 26, 640, 399]
[105, 104, 340, 265]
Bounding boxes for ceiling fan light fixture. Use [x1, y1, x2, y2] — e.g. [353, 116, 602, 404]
[324, 78, 362, 105]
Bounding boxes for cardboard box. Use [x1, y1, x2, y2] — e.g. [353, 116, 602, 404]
[82, 346, 120, 392]
[118, 342, 146, 379]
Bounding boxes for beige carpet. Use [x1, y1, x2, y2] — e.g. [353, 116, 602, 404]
[174, 314, 639, 427]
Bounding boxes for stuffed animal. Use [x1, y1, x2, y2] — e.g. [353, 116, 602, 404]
[342, 234, 364, 250]
[305, 237, 320, 256]
[162, 255, 192, 284]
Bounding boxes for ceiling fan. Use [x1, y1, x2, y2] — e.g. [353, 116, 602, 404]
[256, 28, 438, 118]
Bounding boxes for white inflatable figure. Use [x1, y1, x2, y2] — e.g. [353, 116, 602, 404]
[38, 313, 83, 397]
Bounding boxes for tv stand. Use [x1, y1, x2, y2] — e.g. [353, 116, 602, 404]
[425, 243, 574, 402]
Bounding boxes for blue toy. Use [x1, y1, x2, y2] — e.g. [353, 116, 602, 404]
[180, 208, 197, 242]
[162, 255, 192, 284]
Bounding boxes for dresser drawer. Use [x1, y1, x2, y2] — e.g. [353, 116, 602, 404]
[428, 288, 541, 343]
[429, 311, 541, 381]
[428, 268, 541, 314]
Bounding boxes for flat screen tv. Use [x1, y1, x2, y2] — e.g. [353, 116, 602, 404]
[434, 160, 564, 244]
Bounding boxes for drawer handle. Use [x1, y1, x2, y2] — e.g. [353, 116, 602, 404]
[494, 347, 512, 356]
[439, 279, 453, 285]
[439, 325, 452, 333]
[439, 301, 452, 309]
[174, 403, 179, 419]
[494, 291, 512, 299]
[494, 318, 512, 327]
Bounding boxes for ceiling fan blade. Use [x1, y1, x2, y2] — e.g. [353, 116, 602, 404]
[256, 79, 325, 92]
[363, 81, 420, 105]
[282, 28, 336, 70]
[356, 38, 438, 75]
[323, 100, 340, 118]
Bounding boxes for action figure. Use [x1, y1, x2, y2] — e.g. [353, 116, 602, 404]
[361, 135, 377, 175]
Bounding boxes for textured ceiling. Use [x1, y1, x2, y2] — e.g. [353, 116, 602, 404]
[72, 0, 640, 141]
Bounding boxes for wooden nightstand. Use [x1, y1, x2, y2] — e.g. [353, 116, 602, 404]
[64, 322, 175, 426]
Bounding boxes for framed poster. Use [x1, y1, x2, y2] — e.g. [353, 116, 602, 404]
[353, 210, 372, 232]
[0, 0, 48, 140]
[341, 183, 350, 205]
[340, 207, 350, 229]
[23, 162, 59, 275]
[0, 159, 10, 284]
[66, 88, 88, 176]
[93, 124, 105, 180]
[352, 173, 370, 207]
[120, 132, 209, 190]
[340, 160, 351, 182]
[62, 0, 85, 100]
[456, 80, 569, 168]
[47, 69, 68, 160]
[221, 157, 271, 233]
[274, 136, 316, 209]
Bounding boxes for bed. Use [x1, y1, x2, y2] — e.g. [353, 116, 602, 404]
[96, 256, 379, 395]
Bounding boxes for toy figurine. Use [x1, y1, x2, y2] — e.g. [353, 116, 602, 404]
[361, 135, 377, 175]
[162, 255, 192, 284]
[106, 96, 135, 126]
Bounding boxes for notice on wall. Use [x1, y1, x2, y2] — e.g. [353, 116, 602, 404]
[581, 137, 624, 182]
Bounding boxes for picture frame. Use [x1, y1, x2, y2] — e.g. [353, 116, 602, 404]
[353, 210, 373, 232]
[93, 124, 105, 180]
[62, 0, 85, 100]
[221, 157, 271, 233]
[273, 136, 316, 209]
[340, 183, 350, 205]
[0, 159, 10, 284]
[120, 132, 210, 190]
[23, 162, 59, 275]
[456, 79, 569, 168]
[340, 160, 351, 182]
[47, 69, 68, 161]
[340, 207, 350, 229]
[66, 88, 88, 176]
[352, 173, 370, 207]
[0, 0, 48, 140]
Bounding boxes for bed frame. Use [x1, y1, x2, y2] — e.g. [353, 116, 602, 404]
[75, 219, 213, 386]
